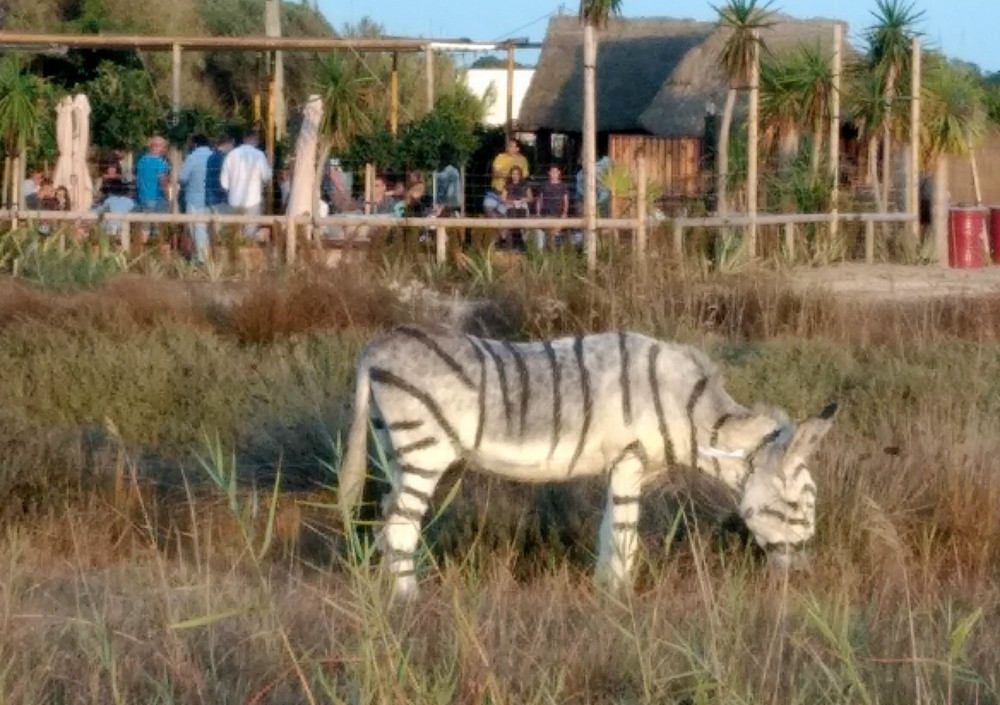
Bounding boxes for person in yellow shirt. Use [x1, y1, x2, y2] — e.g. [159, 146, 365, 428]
[491, 139, 530, 194]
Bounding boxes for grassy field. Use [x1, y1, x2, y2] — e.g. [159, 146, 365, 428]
[2, 243, 1000, 704]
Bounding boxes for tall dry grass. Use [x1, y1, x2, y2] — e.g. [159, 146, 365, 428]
[1, 251, 999, 703]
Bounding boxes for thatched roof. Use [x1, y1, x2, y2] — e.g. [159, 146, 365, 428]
[518, 13, 854, 138]
[639, 16, 850, 137]
[517, 15, 715, 134]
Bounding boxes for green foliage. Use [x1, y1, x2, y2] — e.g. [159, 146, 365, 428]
[0, 55, 48, 153]
[163, 105, 226, 146]
[713, 0, 776, 85]
[344, 127, 402, 173]
[578, 0, 624, 27]
[0, 228, 130, 291]
[79, 61, 162, 151]
[922, 53, 988, 163]
[344, 88, 486, 172]
[314, 53, 376, 153]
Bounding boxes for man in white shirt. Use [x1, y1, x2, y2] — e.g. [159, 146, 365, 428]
[220, 130, 272, 240]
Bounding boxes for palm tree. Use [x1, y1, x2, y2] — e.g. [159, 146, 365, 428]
[844, 64, 888, 208]
[712, 0, 774, 214]
[760, 45, 834, 178]
[759, 56, 804, 170]
[315, 54, 377, 155]
[0, 56, 46, 209]
[922, 53, 988, 261]
[864, 0, 924, 213]
[579, 0, 623, 274]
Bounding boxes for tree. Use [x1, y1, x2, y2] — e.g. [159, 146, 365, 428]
[922, 53, 987, 248]
[712, 0, 774, 214]
[81, 61, 163, 152]
[579, 0, 623, 274]
[864, 0, 924, 213]
[314, 53, 377, 155]
[0, 56, 48, 208]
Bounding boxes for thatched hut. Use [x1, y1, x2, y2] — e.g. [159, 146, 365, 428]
[518, 13, 853, 206]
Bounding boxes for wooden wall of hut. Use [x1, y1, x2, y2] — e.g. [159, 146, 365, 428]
[608, 134, 702, 211]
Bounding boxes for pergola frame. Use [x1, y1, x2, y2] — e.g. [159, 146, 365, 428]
[0, 31, 541, 134]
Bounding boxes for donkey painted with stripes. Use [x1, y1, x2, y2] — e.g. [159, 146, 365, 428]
[338, 324, 838, 600]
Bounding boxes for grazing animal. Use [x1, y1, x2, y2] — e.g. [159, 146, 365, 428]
[338, 325, 838, 600]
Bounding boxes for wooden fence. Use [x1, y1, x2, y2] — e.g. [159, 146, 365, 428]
[0, 206, 917, 267]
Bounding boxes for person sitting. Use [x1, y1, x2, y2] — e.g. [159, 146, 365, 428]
[536, 164, 570, 250]
[93, 178, 136, 241]
[501, 166, 532, 250]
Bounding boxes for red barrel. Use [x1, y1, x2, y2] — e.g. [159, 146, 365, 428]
[990, 207, 1000, 265]
[949, 207, 988, 269]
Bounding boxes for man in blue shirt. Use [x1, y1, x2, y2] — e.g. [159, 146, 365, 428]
[135, 135, 171, 245]
[178, 134, 214, 264]
[206, 133, 234, 214]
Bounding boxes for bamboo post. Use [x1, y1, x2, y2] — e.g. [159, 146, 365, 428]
[171, 43, 182, 114]
[582, 23, 598, 273]
[390, 52, 399, 135]
[830, 23, 842, 243]
[672, 220, 683, 260]
[266, 74, 276, 212]
[424, 45, 435, 114]
[285, 209, 295, 265]
[435, 224, 447, 264]
[506, 44, 515, 141]
[635, 151, 647, 259]
[865, 220, 875, 264]
[747, 30, 760, 258]
[459, 165, 466, 216]
[783, 221, 795, 261]
[170, 42, 182, 216]
[364, 163, 374, 215]
[908, 37, 921, 247]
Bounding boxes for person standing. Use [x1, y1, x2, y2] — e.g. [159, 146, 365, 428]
[178, 134, 214, 264]
[206, 133, 234, 215]
[135, 135, 171, 245]
[220, 130, 272, 241]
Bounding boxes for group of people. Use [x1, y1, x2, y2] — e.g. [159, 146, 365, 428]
[131, 131, 273, 263]
[18, 132, 609, 258]
[484, 138, 590, 250]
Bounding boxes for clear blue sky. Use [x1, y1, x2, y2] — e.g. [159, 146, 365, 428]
[316, 0, 1000, 73]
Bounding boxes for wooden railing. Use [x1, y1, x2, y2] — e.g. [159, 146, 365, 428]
[0, 207, 917, 266]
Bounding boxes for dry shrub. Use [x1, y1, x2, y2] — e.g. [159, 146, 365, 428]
[214, 265, 403, 344]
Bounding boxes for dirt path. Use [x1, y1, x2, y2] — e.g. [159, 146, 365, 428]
[788, 263, 1000, 301]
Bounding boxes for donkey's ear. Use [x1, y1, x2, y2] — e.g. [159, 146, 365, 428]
[716, 412, 783, 451]
[785, 402, 839, 464]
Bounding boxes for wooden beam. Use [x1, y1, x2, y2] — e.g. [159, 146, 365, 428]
[506, 45, 515, 140]
[908, 37, 921, 247]
[171, 42, 182, 113]
[635, 151, 647, 259]
[425, 45, 434, 114]
[390, 52, 399, 135]
[747, 30, 760, 258]
[830, 23, 842, 242]
[0, 31, 539, 52]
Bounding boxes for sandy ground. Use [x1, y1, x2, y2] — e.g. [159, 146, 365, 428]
[788, 263, 1000, 301]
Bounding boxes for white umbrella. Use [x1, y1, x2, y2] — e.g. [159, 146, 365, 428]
[50, 96, 74, 201]
[286, 94, 324, 220]
[70, 93, 94, 211]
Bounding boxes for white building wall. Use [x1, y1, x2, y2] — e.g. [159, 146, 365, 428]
[462, 68, 536, 127]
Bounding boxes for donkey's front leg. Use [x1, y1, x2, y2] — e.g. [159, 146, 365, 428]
[596, 451, 644, 592]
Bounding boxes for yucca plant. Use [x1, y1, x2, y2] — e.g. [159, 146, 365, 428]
[0, 56, 48, 208]
[864, 0, 925, 214]
[712, 0, 775, 215]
